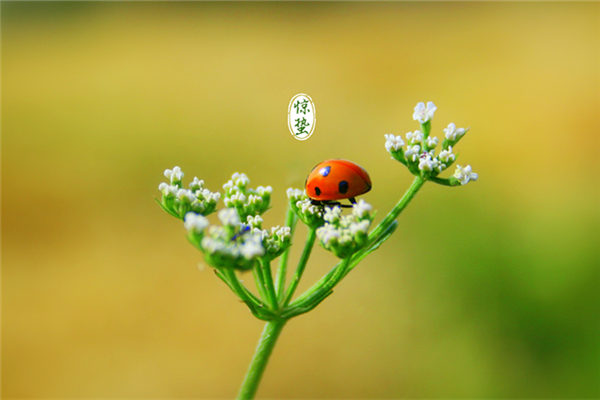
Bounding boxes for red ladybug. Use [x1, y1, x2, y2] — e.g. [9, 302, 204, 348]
[305, 159, 372, 207]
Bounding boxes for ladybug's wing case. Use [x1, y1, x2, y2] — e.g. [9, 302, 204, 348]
[305, 159, 371, 201]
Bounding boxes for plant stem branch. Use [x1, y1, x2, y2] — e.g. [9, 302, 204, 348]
[287, 177, 425, 311]
[260, 258, 278, 310]
[216, 269, 263, 308]
[252, 264, 269, 303]
[282, 228, 316, 306]
[275, 205, 298, 302]
[367, 176, 425, 245]
[237, 319, 286, 400]
[222, 269, 271, 319]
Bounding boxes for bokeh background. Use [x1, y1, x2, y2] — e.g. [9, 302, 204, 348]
[2, 2, 599, 398]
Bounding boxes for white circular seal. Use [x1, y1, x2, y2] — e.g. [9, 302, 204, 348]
[288, 93, 316, 141]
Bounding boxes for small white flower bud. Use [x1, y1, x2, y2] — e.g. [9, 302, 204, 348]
[246, 215, 263, 228]
[453, 164, 478, 185]
[405, 145, 421, 162]
[435, 161, 447, 173]
[316, 224, 340, 246]
[230, 192, 247, 204]
[189, 177, 204, 190]
[256, 186, 272, 196]
[443, 123, 467, 141]
[218, 208, 241, 227]
[349, 220, 370, 236]
[352, 199, 372, 218]
[176, 188, 195, 202]
[240, 234, 265, 259]
[184, 212, 209, 233]
[286, 188, 303, 200]
[384, 134, 405, 152]
[201, 237, 226, 254]
[406, 130, 424, 144]
[426, 136, 439, 149]
[247, 194, 261, 205]
[232, 172, 249, 188]
[413, 101, 437, 124]
[223, 181, 234, 191]
[438, 146, 456, 163]
[324, 206, 342, 223]
[158, 182, 177, 196]
[418, 153, 435, 172]
[164, 166, 184, 183]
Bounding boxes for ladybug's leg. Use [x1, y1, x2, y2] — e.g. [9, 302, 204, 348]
[322, 200, 340, 207]
[325, 200, 353, 209]
[321, 200, 353, 209]
[332, 198, 357, 208]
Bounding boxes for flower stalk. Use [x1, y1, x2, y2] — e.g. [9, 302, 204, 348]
[237, 319, 286, 400]
[156, 101, 477, 398]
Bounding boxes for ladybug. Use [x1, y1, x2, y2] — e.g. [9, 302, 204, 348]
[305, 159, 372, 208]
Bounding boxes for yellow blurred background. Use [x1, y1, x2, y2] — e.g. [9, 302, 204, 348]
[2, 2, 599, 398]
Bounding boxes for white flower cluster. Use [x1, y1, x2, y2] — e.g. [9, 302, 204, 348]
[384, 133, 404, 152]
[164, 166, 184, 184]
[218, 207, 240, 227]
[384, 102, 478, 186]
[184, 212, 209, 233]
[158, 166, 220, 218]
[201, 229, 265, 269]
[182, 207, 293, 269]
[241, 215, 292, 260]
[287, 188, 324, 228]
[316, 200, 373, 258]
[158, 168, 293, 270]
[182, 208, 266, 270]
[223, 172, 272, 219]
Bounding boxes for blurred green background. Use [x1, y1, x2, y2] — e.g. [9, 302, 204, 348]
[2, 2, 599, 398]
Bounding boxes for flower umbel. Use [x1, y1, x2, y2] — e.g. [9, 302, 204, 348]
[157, 166, 220, 219]
[385, 102, 477, 185]
[223, 172, 272, 220]
[316, 200, 373, 258]
[156, 100, 478, 399]
[184, 207, 266, 271]
[287, 188, 324, 228]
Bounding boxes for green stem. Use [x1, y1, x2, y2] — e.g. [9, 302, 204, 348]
[260, 258, 278, 310]
[252, 264, 269, 303]
[421, 120, 431, 152]
[237, 319, 286, 400]
[222, 269, 274, 320]
[286, 258, 350, 311]
[429, 176, 459, 187]
[282, 228, 316, 306]
[367, 176, 425, 245]
[288, 177, 426, 311]
[275, 206, 298, 301]
[216, 269, 264, 309]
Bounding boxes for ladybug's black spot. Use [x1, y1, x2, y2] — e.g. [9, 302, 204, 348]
[319, 166, 331, 177]
[338, 180, 349, 194]
[315, 186, 321, 196]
